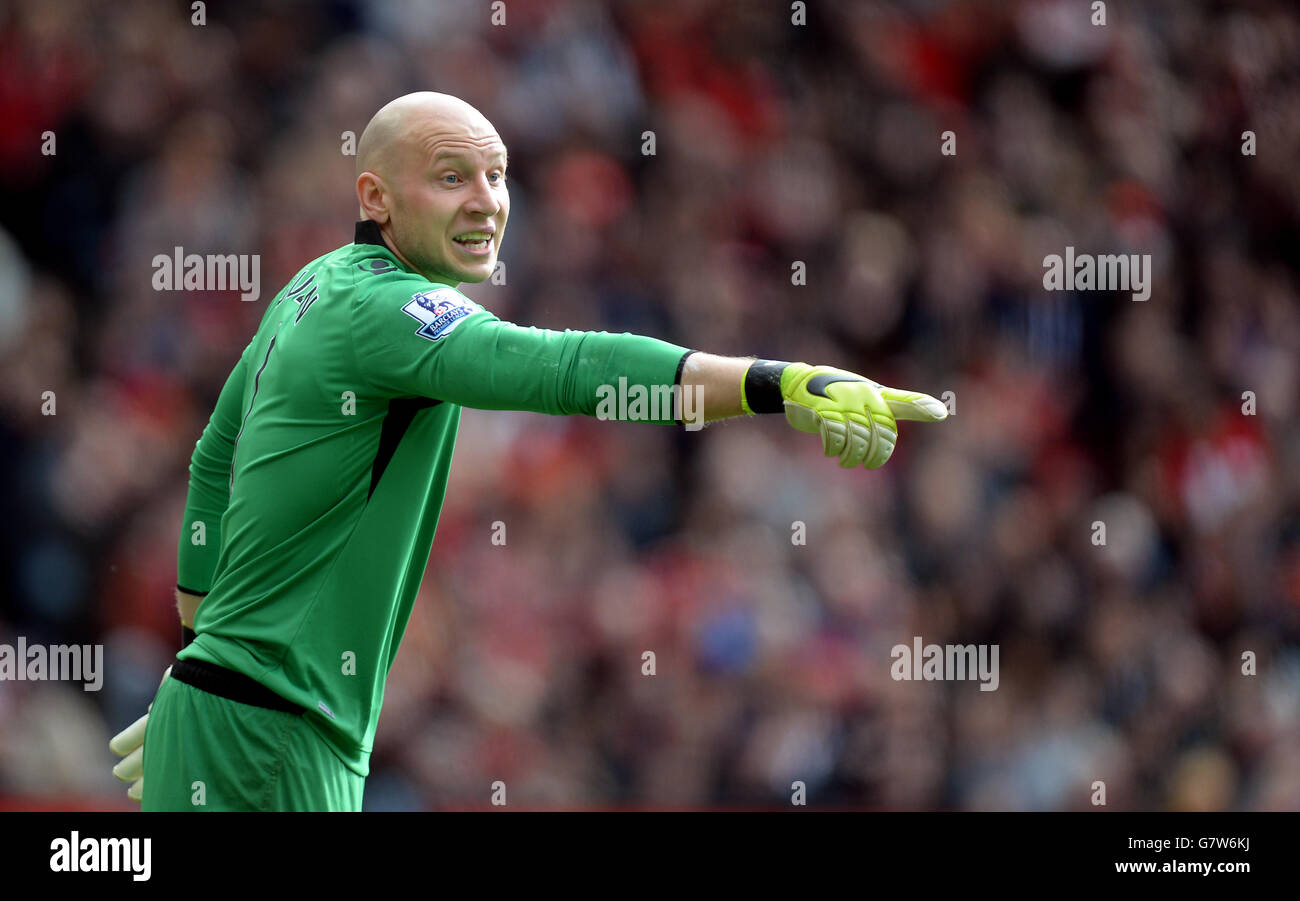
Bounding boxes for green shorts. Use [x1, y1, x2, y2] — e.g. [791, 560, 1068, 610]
[141, 672, 364, 812]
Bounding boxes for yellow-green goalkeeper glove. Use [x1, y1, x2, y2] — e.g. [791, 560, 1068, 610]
[109, 665, 171, 803]
[741, 360, 947, 468]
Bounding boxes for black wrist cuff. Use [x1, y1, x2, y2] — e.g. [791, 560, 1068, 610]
[744, 360, 789, 414]
[182, 625, 197, 647]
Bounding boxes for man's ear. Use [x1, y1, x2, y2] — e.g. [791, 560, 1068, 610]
[356, 171, 390, 224]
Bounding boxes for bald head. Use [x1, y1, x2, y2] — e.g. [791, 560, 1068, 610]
[354, 92, 510, 287]
[356, 92, 503, 181]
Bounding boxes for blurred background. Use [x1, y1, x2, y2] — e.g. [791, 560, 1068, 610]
[1, 0, 1298, 811]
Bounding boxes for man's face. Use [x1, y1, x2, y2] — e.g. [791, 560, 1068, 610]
[385, 130, 509, 286]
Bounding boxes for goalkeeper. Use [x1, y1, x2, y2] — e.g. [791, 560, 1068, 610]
[109, 92, 947, 811]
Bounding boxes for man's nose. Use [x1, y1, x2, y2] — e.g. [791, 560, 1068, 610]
[463, 173, 501, 216]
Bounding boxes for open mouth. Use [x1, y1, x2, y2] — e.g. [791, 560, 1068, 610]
[452, 232, 493, 254]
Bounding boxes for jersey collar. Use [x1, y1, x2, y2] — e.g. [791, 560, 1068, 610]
[354, 219, 391, 248]
[354, 220, 457, 287]
[354, 220, 415, 275]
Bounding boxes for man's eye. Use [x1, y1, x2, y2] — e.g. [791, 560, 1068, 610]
[442, 174, 461, 184]
[489, 172, 505, 183]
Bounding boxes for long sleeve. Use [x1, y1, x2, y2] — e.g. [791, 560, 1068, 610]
[176, 353, 249, 594]
[350, 282, 692, 421]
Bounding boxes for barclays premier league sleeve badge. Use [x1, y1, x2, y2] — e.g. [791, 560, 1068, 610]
[401, 288, 481, 342]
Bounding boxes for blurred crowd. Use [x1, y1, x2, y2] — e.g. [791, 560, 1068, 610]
[1, 0, 1298, 810]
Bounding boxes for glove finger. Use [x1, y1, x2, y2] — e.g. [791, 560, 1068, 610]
[865, 422, 897, 469]
[820, 415, 848, 459]
[840, 416, 873, 467]
[879, 386, 948, 422]
[109, 712, 149, 756]
[856, 389, 897, 468]
[128, 777, 143, 803]
[113, 745, 143, 783]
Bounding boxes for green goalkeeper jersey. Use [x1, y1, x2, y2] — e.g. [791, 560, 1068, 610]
[175, 220, 692, 776]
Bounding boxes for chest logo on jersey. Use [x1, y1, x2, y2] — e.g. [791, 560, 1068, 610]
[401, 288, 480, 342]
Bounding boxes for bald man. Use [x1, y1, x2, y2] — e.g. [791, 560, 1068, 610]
[112, 93, 945, 811]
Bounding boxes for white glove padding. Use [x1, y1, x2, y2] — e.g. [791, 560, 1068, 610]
[109, 665, 171, 803]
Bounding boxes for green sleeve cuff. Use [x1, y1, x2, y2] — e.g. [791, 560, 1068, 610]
[577, 333, 695, 424]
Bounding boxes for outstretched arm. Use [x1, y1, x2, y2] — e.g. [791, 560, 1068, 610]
[353, 284, 946, 467]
